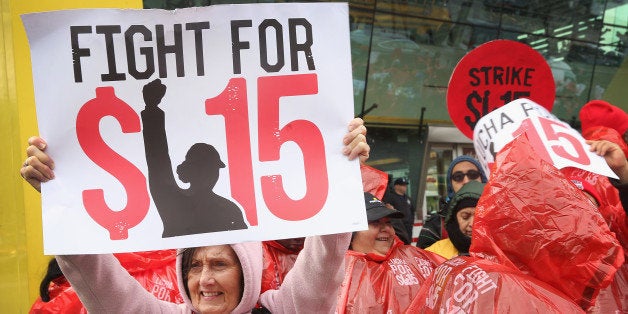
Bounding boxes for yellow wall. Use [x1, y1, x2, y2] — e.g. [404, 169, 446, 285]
[1, 1, 141, 312]
[605, 57, 628, 109]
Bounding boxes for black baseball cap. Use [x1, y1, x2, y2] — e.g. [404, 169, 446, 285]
[364, 192, 405, 221]
[394, 177, 409, 185]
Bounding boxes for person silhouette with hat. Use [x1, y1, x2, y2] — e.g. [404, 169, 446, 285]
[141, 79, 248, 237]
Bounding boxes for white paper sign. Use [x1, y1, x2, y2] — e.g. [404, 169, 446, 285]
[22, 3, 367, 254]
[473, 98, 618, 179]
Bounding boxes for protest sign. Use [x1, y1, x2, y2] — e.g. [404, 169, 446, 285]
[447, 40, 555, 139]
[473, 98, 617, 179]
[22, 3, 365, 254]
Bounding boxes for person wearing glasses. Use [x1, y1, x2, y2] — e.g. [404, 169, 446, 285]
[416, 155, 487, 249]
[424, 181, 485, 259]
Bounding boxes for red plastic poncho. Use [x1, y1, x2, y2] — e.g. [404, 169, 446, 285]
[29, 250, 181, 313]
[407, 256, 585, 313]
[589, 263, 628, 313]
[30, 276, 86, 314]
[261, 241, 302, 293]
[470, 134, 625, 310]
[361, 164, 389, 200]
[337, 237, 445, 313]
[579, 126, 628, 250]
[558, 167, 628, 313]
[559, 167, 628, 252]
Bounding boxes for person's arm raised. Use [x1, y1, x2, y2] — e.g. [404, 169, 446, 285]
[258, 117, 369, 312]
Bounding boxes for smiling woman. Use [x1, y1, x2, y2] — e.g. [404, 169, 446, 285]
[351, 193, 405, 255]
[336, 193, 445, 313]
[181, 246, 244, 313]
[54, 237, 349, 313]
[21, 117, 371, 314]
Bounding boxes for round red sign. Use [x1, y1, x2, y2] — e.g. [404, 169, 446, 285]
[447, 40, 555, 139]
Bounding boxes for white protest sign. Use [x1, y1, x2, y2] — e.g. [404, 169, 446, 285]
[22, 3, 366, 254]
[473, 98, 617, 179]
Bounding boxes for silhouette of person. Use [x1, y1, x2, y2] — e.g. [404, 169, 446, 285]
[140, 78, 248, 237]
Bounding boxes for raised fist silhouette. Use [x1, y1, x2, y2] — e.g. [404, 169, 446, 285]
[143, 78, 167, 108]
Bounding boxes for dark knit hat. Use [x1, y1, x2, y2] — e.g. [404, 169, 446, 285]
[455, 198, 479, 212]
[580, 100, 628, 136]
[445, 181, 485, 223]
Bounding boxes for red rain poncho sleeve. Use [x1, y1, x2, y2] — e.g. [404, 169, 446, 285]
[29, 250, 180, 313]
[336, 237, 445, 313]
[469, 134, 624, 310]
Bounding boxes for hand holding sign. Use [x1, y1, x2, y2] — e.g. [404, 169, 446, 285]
[472, 99, 618, 179]
[587, 139, 628, 182]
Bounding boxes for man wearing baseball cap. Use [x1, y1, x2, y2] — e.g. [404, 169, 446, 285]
[383, 177, 414, 244]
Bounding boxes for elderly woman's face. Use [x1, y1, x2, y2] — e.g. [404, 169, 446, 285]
[456, 207, 475, 237]
[187, 245, 243, 314]
[351, 217, 395, 256]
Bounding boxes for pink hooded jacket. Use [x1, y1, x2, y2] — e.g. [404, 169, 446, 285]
[55, 233, 350, 313]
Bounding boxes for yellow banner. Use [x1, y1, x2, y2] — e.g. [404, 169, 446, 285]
[1, 1, 141, 312]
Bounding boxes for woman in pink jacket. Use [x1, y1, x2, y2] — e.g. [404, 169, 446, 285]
[55, 235, 349, 313]
[22, 118, 370, 314]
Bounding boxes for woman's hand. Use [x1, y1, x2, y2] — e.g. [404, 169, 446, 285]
[587, 139, 628, 183]
[20, 136, 55, 192]
[343, 117, 370, 163]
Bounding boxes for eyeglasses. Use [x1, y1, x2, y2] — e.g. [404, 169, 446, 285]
[451, 170, 481, 183]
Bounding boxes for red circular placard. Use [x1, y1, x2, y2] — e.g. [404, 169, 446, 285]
[447, 40, 555, 139]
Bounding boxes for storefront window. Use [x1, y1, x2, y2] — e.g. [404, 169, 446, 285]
[363, 126, 426, 206]
[350, 0, 628, 124]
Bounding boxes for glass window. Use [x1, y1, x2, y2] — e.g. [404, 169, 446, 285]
[350, 0, 628, 125]
[364, 126, 425, 208]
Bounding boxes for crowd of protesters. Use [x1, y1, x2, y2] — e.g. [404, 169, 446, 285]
[22, 100, 628, 313]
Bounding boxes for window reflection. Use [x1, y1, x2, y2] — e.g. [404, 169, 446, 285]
[348, 0, 628, 124]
